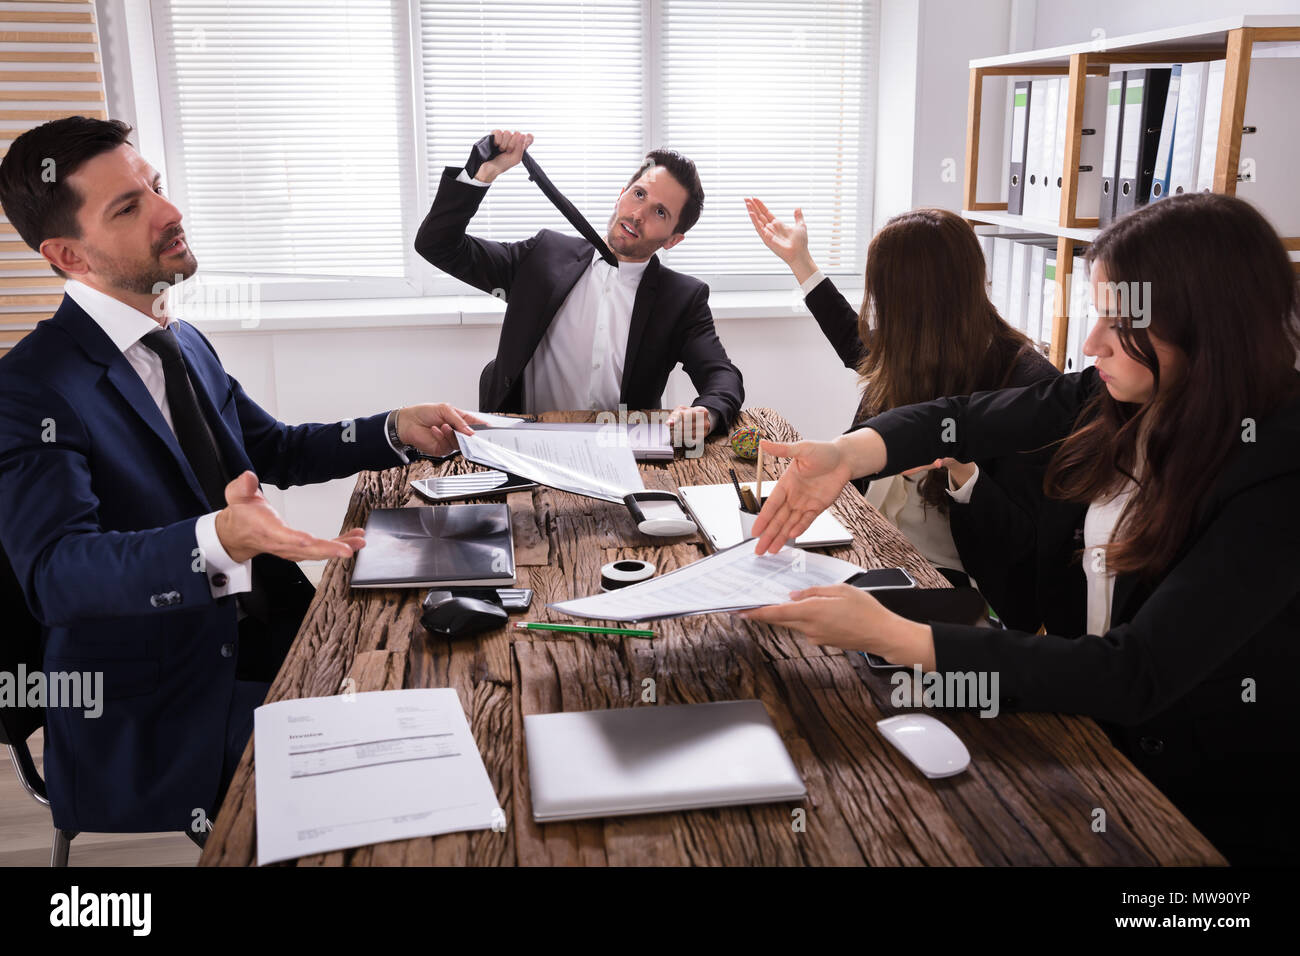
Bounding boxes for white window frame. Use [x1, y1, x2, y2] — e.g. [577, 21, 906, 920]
[104, 0, 878, 307]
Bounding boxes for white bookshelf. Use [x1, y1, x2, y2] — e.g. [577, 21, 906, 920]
[961, 15, 1300, 370]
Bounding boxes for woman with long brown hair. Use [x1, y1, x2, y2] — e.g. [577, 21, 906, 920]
[745, 200, 1056, 627]
[746, 192, 1300, 865]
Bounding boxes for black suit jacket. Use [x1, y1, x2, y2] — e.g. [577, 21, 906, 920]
[863, 368, 1300, 865]
[415, 168, 743, 433]
[804, 277, 1059, 629]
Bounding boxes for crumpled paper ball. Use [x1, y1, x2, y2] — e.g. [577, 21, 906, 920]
[729, 425, 761, 459]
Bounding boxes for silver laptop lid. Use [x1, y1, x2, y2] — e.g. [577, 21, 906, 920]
[524, 700, 807, 822]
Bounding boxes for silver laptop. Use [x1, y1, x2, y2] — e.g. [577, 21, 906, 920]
[524, 700, 807, 822]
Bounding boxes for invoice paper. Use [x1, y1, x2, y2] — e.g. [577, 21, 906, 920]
[457, 428, 644, 503]
[254, 688, 500, 865]
[549, 541, 865, 623]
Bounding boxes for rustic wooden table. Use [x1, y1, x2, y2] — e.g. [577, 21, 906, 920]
[200, 408, 1224, 866]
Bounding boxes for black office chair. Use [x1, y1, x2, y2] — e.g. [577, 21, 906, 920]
[0, 543, 81, 865]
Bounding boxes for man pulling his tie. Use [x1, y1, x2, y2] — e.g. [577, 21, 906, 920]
[416, 130, 743, 450]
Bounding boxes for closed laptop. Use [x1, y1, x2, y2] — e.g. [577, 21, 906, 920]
[524, 700, 807, 822]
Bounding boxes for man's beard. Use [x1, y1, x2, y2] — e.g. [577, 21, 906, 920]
[605, 212, 657, 260]
[85, 241, 198, 296]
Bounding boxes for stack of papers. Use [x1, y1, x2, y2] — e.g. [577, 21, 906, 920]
[549, 541, 865, 623]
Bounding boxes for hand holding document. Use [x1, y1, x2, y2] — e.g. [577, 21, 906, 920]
[457, 428, 645, 503]
[549, 541, 865, 623]
[254, 688, 500, 865]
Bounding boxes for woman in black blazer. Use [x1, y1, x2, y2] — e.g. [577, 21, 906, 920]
[746, 193, 1300, 866]
[745, 200, 1057, 629]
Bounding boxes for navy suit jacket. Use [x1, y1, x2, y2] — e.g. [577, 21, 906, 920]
[0, 294, 397, 832]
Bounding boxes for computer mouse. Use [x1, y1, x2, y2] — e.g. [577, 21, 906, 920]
[420, 590, 508, 639]
[876, 714, 971, 779]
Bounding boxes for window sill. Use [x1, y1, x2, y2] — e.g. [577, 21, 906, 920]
[181, 287, 866, 334]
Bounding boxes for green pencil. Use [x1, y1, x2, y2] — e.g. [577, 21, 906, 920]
[513, 622, 655, 637]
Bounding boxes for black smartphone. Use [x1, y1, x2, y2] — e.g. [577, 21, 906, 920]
[859, 586, 992, 669]
[846, 567, 917, 590]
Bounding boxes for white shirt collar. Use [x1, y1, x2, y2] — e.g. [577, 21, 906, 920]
[594, 249, 652, 283]
[64, 279, 170, 355]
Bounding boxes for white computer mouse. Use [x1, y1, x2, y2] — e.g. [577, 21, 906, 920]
[876, 714, 971, 779]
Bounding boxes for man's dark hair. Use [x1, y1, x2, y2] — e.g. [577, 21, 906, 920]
[625, 148, 704, 235]
[0, 116, 135, 278]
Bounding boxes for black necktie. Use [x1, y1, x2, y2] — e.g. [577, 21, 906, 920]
[465, 134, 619, 268]
[140, 326, 230, 510]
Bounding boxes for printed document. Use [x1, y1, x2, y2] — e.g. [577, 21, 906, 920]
[549, 542, 865, 622]
[254, 688, 500, 865]
[457, 428, 644, 503]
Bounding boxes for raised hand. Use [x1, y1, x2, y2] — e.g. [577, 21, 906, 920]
[474, 129, 534, 183]
[744, 197, 817, 283]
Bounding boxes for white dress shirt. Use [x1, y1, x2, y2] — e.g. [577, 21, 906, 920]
[1082, 483, 1135, 635]
[458, 168, 651, 413]
[65, 279, 252, 599]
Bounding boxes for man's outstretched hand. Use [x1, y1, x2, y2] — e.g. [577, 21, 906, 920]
[215, 471, 366, 564]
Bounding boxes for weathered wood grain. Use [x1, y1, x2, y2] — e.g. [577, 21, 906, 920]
[199, 409, 1224, 867]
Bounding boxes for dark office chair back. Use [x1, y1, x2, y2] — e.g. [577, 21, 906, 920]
[0, 542, 44, 749]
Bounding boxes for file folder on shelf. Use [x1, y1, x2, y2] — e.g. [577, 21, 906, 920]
[1020, 239, 1056, 346]
[1065, 254, 1092, 373]
[1196, 60, 1227, 193]
[1073, 75, 1108, 223]
[1115, 68, 1172, 219]
[990, 235, 1014, 317]
[1099, 74, 1126, 227]
[1149, 65, 1182, 201]
[1041, 247, 1059, 351]
[1008, 80, 1032, 215]
[1048, 77, 1069, 223]
[1168, 61, 1211, 197]
[1008, 239, 1031, 331]
[1024, 78, 1053, 220]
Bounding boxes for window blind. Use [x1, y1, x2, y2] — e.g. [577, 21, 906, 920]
[155, 0, 410, 279]
[419, 0, 645, 252]
[0, 0, 105, 349]
[659, 0, 871, 275]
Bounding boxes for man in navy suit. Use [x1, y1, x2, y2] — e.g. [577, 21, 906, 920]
[0, 117, 478, 835]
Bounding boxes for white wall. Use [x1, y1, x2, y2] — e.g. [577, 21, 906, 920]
[1031, 0, 1300, 47]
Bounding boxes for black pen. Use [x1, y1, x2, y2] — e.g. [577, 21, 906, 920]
[729, 468, 750, 512]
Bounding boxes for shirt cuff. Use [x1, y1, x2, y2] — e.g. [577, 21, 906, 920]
[945, 464, 980, 503]
[456, 168, 491, 188]
[385, 409, 411, 464]
[799, 270, 827, 297]
[195, 512, 252, 598]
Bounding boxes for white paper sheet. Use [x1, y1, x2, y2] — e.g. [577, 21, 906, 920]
[549, 541, 865, 623]
[457, 428, 644, 503]
[254, 688, 500, 865]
